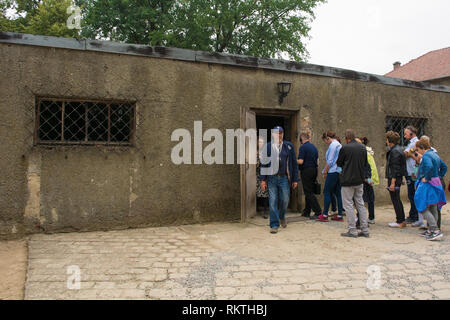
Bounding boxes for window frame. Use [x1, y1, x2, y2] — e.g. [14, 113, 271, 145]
[34, 96, 137, 147]
[385, 115, 427, 147]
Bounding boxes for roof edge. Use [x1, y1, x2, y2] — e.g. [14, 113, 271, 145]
[1, 31, 450, 94]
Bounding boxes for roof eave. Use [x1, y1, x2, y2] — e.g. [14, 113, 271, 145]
[1, 31, 450, 93]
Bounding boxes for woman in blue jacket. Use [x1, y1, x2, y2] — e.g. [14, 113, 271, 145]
[414, 138, 447, 241]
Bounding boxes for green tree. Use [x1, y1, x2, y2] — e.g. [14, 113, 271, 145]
[78, 0, 325, 61]
[2, 0, 326, 61]
[172, 0, 325, 61]
[76, 0, 176, 45]
[0, 0, 80, 37]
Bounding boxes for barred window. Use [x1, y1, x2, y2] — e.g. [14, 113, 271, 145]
[385, 116, 427, 147]
[35, 98, 135, 145]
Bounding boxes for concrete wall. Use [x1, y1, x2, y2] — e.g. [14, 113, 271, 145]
[1, 42, 449, 238]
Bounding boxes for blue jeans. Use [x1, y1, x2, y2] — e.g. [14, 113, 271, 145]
[323, 172, 343, 216]
[267, 175, 290, 228]
[331, 194, 337, 212]
[406, 176, 418, 221]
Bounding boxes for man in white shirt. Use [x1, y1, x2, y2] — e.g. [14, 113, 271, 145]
[403, 125, 419, 224]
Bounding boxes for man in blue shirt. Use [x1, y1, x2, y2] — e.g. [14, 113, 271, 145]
[297, 132, 322, 218]
[260, 126, 299, 234]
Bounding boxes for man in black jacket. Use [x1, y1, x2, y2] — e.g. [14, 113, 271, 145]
[385, 131, 408, 228]
[336, 129, 370, 238]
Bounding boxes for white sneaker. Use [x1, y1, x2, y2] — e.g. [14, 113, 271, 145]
[389, 221, 406, 228]
[329, 211, 338, 217]
[368, 219, 375, 224]
[412, 221, 426, 228]
[388, 222, 399, 228]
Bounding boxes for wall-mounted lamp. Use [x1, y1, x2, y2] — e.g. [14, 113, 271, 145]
[277, 81, 292, 105]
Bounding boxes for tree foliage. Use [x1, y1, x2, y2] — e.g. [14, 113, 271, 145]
[173, 0, 324, 60]
[78, 0, 324, 61]
[75, 0, 176, 45]
[2, 0, 326, 61]
[0, 0, 79, 37]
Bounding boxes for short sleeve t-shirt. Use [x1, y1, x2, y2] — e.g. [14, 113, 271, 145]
[298, 142, 318, 170]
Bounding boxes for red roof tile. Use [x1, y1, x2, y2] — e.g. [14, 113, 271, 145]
[385, 47, 450, 81]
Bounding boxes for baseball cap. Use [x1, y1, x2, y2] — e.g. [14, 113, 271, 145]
[272, 126, 284, 133]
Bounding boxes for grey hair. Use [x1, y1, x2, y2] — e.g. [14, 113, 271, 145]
[421, 135, 430, 142]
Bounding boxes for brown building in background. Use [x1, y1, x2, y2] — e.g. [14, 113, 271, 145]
[1, 32, 449, 239]
[385, 47, 450, 86]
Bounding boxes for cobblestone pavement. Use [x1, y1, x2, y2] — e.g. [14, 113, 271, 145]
[25, 207, 450, 300]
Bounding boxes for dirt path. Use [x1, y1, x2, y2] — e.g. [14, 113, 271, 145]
[0, 238, 28, 300]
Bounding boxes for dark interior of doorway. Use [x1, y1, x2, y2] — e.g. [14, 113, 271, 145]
[256, 115, 291, 143]
[256, 114, 295, 215]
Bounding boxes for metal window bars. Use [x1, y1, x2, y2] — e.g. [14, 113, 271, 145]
[35, 98, 136, 146]
[385, 116, 427, 147]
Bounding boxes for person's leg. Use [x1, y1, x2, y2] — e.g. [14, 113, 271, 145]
[307, 167, 322, 215]
[438, 178, 445, 229]
[389, 190, 397, 219]
[322, 174, 333, 216]
[263, 197, 268, 219]
[300, 170, 312, 216]
[331, 193, 337, 212]
[396, 182, 406, 224]
[268, 176, 280, 229]
[387, 179, 405, 225]
[354, 184, 369, 234]
[437, 209, 441, 229]
[368, 199, 375, 221]
[424, 205, 443, 240]
[278, 176, 291, 224]
[406, 176, 418, 222]
[301, 168, 314, 217]
[335, 175, 344, 217]
[429, 205, 439, 229]
[422, 207, 438, 232]
[418, 211, 424, 225]
[341, 186, 357, 235]
[366, 184, 375, 221]
[392, 190, 406, 224]
[436, 205, 441, 229]
[355, 203, 360, 228]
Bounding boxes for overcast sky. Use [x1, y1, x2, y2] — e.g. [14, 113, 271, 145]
[306, 0, 450, 75]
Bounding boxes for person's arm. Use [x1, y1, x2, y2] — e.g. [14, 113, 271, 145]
[323, 163, 330, 176]
[336, 146, 345, 169]
[290, 145, 300, 187]
[439, 159, 448, 178]
[405, 141, 414, 158]
[365, 158, 372, 180]
[390, 149, 403, 179]
[323, 145, 336, 177]
[297, 146, 305, 165]
[327, 143, 339, 168]
[260, 144, 269, 189]
[389, 149, 402, 190]
[420, 155, 433, 182]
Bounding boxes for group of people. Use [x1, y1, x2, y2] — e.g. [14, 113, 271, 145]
[256, 125, 447, 241]
[385, 126, 447, 240]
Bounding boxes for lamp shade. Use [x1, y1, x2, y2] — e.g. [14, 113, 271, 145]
[277, 81, 292, 95]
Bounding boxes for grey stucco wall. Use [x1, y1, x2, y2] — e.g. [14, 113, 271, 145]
[1, 43, 449, 239]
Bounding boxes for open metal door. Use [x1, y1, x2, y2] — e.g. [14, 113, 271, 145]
[240, 108, 257, 222]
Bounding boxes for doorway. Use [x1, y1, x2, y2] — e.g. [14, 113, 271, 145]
[240, 108, 301, 223]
